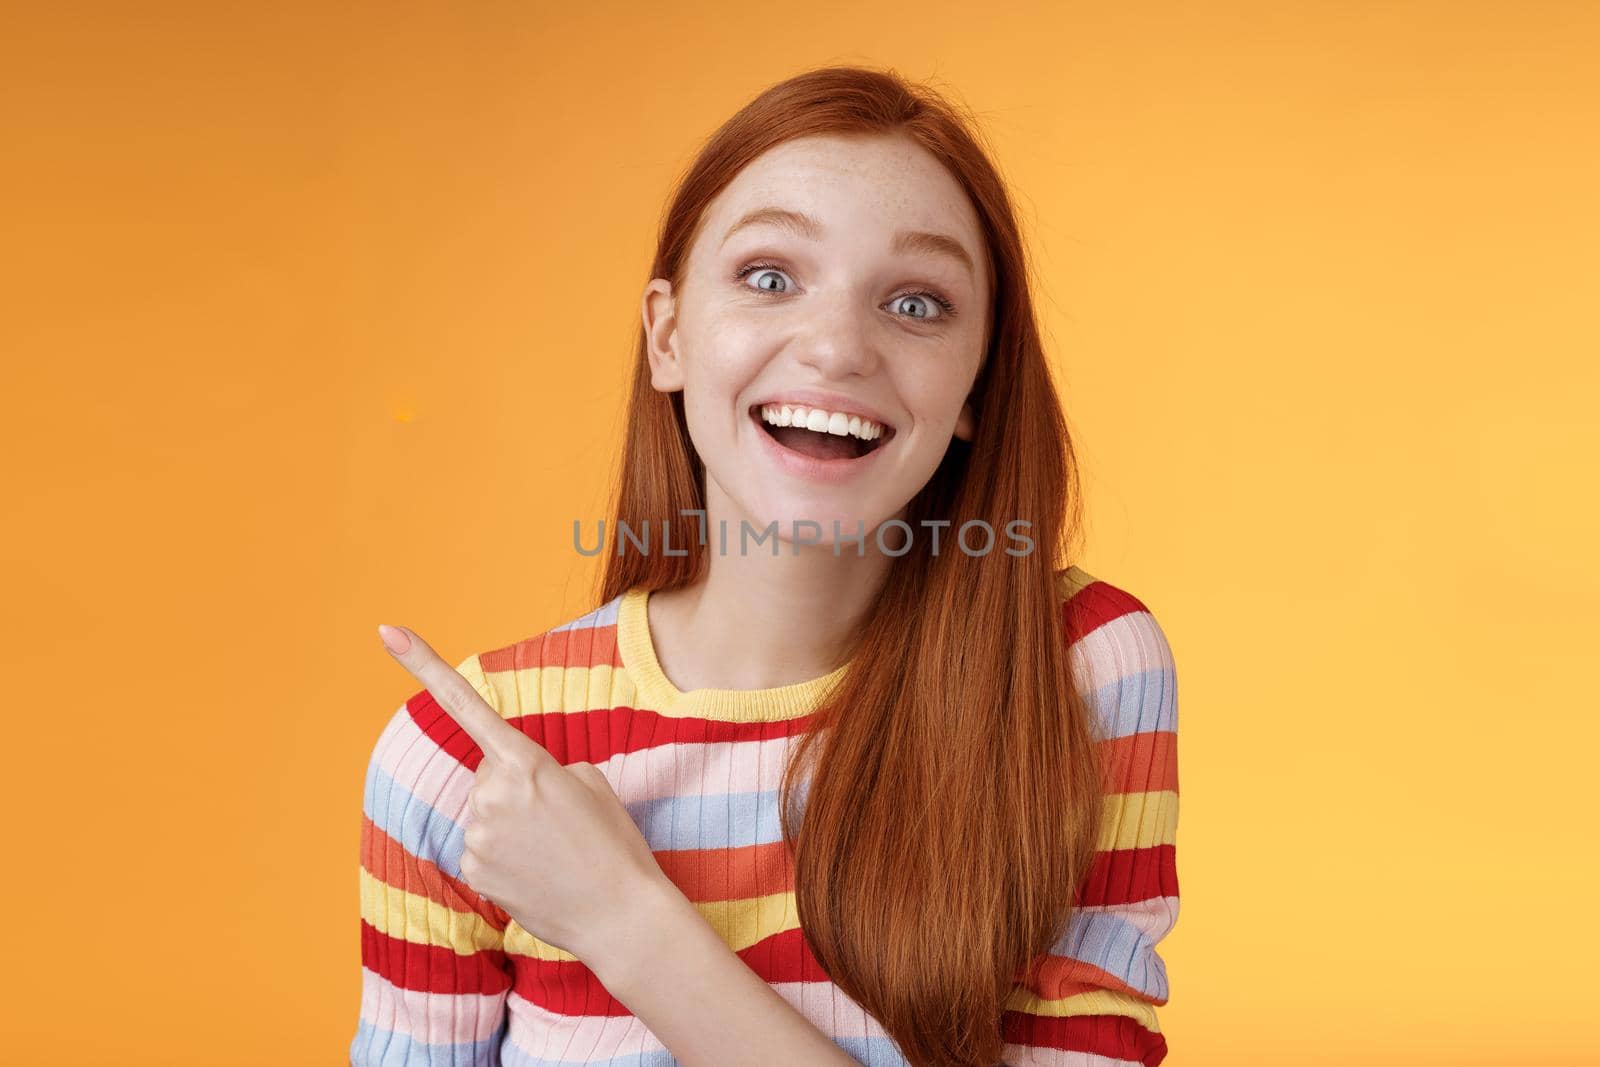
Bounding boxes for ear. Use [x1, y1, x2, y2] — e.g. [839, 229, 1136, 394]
[953, 397, 976, 442]
[641, 278, 684, 392]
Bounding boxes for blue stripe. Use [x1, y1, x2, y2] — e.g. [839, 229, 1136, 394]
[500, 1031, 910, 1066]
[549, 594, 622, 633]
[363, 758, 468, 881]
[1090, 664, 1177, 741]
[623, 778, 813, 853]
[1088, 611, 1178, 741]
[1053, 905, 1172, 1003]
[350, 1019, 506, 1066]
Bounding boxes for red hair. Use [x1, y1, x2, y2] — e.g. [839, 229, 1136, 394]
[598, 65, 1101, 1067]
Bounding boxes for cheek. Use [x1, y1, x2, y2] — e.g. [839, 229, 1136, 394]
[685, 316, 775, 398]
[700, 308, 769, 357]
[890, 364, 972, 434]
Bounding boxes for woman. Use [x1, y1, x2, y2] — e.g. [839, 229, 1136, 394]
[355, 64, 1179, 1067]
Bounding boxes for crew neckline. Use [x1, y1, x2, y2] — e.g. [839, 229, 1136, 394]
[615, 585, 850, 722]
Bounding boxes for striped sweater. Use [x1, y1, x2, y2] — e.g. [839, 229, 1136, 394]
[353, 565, 1179, 1066]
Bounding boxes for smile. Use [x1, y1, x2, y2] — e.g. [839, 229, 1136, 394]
[745, 403, 896, 483]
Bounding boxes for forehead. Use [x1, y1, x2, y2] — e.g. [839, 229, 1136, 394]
[697, 133, 985, 262]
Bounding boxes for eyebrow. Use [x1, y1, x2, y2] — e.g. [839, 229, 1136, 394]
[719, 206, 977, 284]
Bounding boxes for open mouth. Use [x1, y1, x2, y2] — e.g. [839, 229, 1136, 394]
[749, 403, 896, 461]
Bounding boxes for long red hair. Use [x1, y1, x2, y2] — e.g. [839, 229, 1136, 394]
[597, 65, 1102, 1067]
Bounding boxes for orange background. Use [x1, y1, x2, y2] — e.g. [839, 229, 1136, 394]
[3, 2, 1597, 1064]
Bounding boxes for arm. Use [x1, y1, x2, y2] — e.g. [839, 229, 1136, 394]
[586, 882, 862, 1067]
[1001, 595, 1180, 1067]
[352, 653, 516, 1066]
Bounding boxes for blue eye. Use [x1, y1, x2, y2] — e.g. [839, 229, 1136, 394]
[732, 260, 958, 322]
[735, 262, 792, 294]
[889, 293, 950, 320]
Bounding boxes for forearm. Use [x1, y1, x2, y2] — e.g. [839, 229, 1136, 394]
[585, 882, 860, 1067]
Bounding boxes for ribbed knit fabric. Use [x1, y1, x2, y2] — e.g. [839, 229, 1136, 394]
[352, 564, 1179, 1066]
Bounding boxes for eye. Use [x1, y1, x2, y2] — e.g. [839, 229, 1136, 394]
[732, 260, 959, 323]
[887, 291, 957, 321]
[734, 261, 792, 294]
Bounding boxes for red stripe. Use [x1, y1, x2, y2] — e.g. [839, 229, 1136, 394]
[405, 684, 1166, 774]
[654, 838, 797, 902]
[359, 919, 514, 996]
[405, 688, 491, 771]
[652, 836, 1172, 911]
[1100, 730, 1178, 795]
[360, 816, 510, 928]
[1063, 577, 1151, 645]
[408, 690, 825, 768]
[1018, 945, 1166, 1003]
[1077, 843, 1179, 908]
[507, 927, 835, 1015]
[1002, 1009, 1168, 1066]
[479, 619, 624, 675]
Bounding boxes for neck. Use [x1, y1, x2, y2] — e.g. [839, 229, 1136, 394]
[646, 491, 899, 692]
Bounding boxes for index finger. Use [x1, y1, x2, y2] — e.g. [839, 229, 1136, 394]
[377, 623, 551, 768]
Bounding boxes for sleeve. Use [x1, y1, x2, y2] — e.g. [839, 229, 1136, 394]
[999, 596, 1180, 1067]
[351, 651, 518, 1066]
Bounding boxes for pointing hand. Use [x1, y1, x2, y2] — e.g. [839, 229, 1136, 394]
[377, 623, 677, 965]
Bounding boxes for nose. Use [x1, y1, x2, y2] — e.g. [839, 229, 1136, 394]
[793, 289, 882, 379]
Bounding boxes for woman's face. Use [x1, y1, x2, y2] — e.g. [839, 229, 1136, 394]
[642, 131, 991, 549]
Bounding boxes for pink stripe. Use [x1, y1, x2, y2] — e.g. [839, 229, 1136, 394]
[381, 710, 803, 807]
[1000, 1049, 1146, 1066]
[359, 965, 507, 1043]
[374, 710, 475, 820]
[502, 980, 889, 1061]
[504, 995, 664, 1062]
[594, 733, 801, 804]
[1069, 610, 1173, 698]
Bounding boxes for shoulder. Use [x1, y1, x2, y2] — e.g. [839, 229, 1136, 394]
[439, 591, 629, 725]
[365, 598, 625, 829]
[1052, 564, 1178, 742]
[365, 647, 503, 793]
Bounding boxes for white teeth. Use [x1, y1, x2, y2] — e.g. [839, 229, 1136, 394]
[759, 403, 886, 443]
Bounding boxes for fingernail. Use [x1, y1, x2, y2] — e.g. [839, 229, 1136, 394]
[377, 624, 410, 655]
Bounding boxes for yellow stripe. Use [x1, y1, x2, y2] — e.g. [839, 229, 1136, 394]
[1005, 985, 1162, 1032]
[504, 890, 802, 962]
[1100, 789, 1179, 852]
[692, 890, 802, 951]
[476, 569, 1109, 718]
[454, 652, 498, 710]
[1057, 564, 1098, 600]
[490, 659, 841, 721]
[475, 662, 637, 718]
[503, 922, 576, 961]
[358, 867, 505, 955]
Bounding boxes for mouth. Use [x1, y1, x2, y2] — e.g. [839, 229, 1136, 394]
[748, 402, 896, 462]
